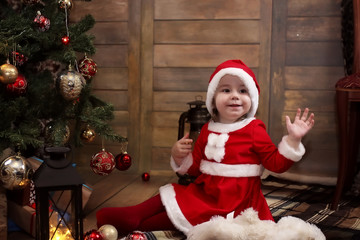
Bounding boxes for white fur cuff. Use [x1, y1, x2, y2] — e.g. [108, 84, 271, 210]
[278, 135, 305, 162]
[170, 154, 193, 175]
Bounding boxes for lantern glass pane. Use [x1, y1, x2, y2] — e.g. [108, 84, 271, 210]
[49, 190, 75, 240]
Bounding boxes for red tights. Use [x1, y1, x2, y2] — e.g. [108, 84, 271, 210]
[96, 194, 176, 236]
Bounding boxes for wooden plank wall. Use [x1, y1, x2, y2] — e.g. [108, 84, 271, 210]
[68, 0, 344, 183]
[150, 0, 273, 171]
[269, 0, 343, 182]
[69, 0, 137, 174]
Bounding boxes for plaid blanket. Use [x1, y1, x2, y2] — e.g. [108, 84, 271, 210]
[126, 177, 360, 240]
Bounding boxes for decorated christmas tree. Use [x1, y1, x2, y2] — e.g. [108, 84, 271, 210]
[0, 0, 126, 158]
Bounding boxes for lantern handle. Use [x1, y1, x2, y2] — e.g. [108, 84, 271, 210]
[178, 111, 188, 140]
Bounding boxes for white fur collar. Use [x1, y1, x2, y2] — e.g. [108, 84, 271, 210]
[208, 117, 255, 133]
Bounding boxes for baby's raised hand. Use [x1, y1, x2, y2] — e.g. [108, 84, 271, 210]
[171, 133, 193, 165]
[285, 108, 315, 147]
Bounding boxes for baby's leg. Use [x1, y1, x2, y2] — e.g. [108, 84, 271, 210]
[96, 194, 174, 235]
[138, 211, 176, 232]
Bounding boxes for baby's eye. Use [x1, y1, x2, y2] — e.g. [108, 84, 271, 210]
[240, 88, 247, 93]
[221, 88, 230, 93]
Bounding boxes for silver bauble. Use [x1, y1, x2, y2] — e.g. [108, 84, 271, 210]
[0, 154, 34, 190]
[57, 65, 85, 101]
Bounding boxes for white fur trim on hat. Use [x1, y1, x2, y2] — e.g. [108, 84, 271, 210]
[206, 67, 259, 119]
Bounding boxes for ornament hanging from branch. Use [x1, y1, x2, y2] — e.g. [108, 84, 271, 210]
[58, 0, 73, 10]
[57, 64, 86, 101]
[11, 51, 28, 66]
[90, 148, 115, 176]
[33, 11, 50, 32]
[61, 35, 70, 45]
[90, 139, 115, 176]
[80, 125, 96, 143]
[79, 54, 97, 80]
[0, 59, 18, 84]
[115, 141, 132, 171]
[6, 73, 27, 96]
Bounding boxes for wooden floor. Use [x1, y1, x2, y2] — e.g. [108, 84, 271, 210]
[81, 169, 178, 233]
[7, 169, 178, 240]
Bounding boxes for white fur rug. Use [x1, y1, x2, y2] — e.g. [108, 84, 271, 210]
[187, 208, 325, 240]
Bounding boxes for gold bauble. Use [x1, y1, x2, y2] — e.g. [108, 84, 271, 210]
[0, 63, 18, 84]
[58, 0, 73, 10]
[57, 65, 85, 101]
[0, 154, 34, 190]
[81, 126, 96, 143]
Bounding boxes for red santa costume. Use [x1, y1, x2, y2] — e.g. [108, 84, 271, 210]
[159, 60, 306, 235]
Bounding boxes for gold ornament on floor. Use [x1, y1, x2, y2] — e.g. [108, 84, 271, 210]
[58, 0, 73, 10]
[0, 60, 18, 84]
[0, 153, 34, 190]
[57, 65, 85, 101]
[81, 125, 96, 143]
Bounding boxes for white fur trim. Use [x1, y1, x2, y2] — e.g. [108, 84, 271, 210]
[204, 133, 229, 162]
[200, 160, 263, 177]
[159, 184, 193, 234]
[187, 208, 325, 240]
[208, 118, 255, 133]
[170, 154, 193, 175]
[206, 68, 259, 118]
[278, 135, 305, 162]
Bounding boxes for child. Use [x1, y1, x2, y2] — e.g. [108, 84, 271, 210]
[96, 59, 315, 237]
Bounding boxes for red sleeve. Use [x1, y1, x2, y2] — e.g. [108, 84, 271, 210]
[252, 120, 294, 173]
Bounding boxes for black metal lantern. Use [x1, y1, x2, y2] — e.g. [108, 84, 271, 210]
[177, 97, 210, 185]
[33, 147, 84, 240]
[178, 97, 211, 145]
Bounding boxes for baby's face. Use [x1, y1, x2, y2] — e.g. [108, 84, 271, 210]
[214, 74, 251, 123]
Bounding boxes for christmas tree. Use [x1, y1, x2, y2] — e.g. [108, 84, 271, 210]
[0, 0, 126, 157]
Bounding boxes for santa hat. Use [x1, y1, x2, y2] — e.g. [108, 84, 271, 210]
[206, 60, 260, 119]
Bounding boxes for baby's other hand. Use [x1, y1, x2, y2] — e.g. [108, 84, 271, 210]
[285, 108, 315, 147]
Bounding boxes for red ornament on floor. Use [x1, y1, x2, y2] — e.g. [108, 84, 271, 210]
[142, 172, 150, 182]
[84, 229, 103, 240]
[61, 35, 70, 45]
[115, 152, 132, 171]
[125, 231, 146, 240]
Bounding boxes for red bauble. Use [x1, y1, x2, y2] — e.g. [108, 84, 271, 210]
[6, 73, 27, 95]
[84, 229, 103, 240]
[79, 56, 98, 80]
[125, 231, 146, 240]
[61, 35, 70, 45]
[90, 149, 115, 176]
[142, 172, 150, 182]
[34, 11, 50, 32]
[115, 152, 132, 171]
[12, 52, 28, 66]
